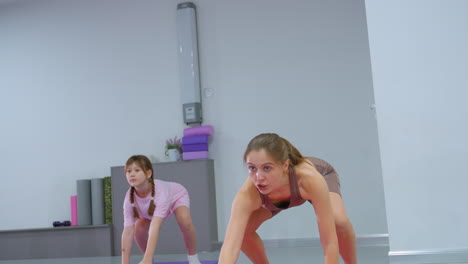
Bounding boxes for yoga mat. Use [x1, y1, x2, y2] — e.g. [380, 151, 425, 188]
[182, 135, 209, 145]
[91, 178, 105, 225]
[154, 261, 217, 264]
[182, 143, 208, 152]
[183, 125, 214, 136]
[103, 176, 113, 224]
[77, 179, 92, 225]
[70, 195, 77, 226]
[182, 151, 209, 160]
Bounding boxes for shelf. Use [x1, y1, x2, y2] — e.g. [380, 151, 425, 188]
[0, 224, 113, 260]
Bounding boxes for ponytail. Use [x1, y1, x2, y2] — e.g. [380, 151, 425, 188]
[282, 137, 304, 166]
[244, 133, 304, 165]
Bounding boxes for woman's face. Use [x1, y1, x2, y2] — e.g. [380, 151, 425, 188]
[246, 149, 289, 194]
[125, 162, 151, 188]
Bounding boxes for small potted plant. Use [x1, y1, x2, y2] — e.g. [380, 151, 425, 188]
[165, 136, 182, 161]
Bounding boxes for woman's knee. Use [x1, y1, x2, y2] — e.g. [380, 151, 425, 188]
[242, 230, 259, 246]
[329, 193, 353, 234]
[333, 212, 354, 235]
[335, 214, 348, 231]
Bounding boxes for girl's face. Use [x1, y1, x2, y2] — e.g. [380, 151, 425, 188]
[246, 149, 289, 194]
[125, 162, 152, 188]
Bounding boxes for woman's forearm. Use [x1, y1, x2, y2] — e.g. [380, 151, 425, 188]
[218, 243, 241, 264]
[218, 227, 244, 264]
[323, 243, 339, 264]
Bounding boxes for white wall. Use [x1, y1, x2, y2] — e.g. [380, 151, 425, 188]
[365, 0, 468, 252]
[0, 0, 387, 240]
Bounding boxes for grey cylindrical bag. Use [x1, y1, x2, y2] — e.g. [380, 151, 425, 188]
[91, 178, 105, 225]
[77, 179, 92, 225]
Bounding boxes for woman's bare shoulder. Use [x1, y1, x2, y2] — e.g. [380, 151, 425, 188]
[296, 159, 326, 200]
[296, 158, 320, 180]
[234, 178, 262, 211]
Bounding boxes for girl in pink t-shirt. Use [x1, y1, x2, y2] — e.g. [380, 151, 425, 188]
[121, 155, 202, 264]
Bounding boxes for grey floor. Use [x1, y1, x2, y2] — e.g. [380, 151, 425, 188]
[0, 244, 389, 264]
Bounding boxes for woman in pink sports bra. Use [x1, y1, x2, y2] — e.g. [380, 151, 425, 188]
[219, 133, 357, 264]
[120, 155, 202, 264]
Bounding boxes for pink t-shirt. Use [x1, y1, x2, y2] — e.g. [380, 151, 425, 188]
[123, 179, 189, 226]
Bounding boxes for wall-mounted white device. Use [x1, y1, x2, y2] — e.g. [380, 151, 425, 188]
[177, 2, 202, 124]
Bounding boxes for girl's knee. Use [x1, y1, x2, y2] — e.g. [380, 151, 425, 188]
[179, 219, 195, 233]
[135, 218, 150, 234]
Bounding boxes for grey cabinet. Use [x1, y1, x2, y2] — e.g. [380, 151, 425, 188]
[111, 159, 218, 255]
[0, 225, 112, 260]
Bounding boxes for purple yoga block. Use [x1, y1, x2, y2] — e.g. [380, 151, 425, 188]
[182, 143, 208, 152]
[183, 125, 214, 136]
[182, 151, 209, 160]
[182, 135, 209, 145]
